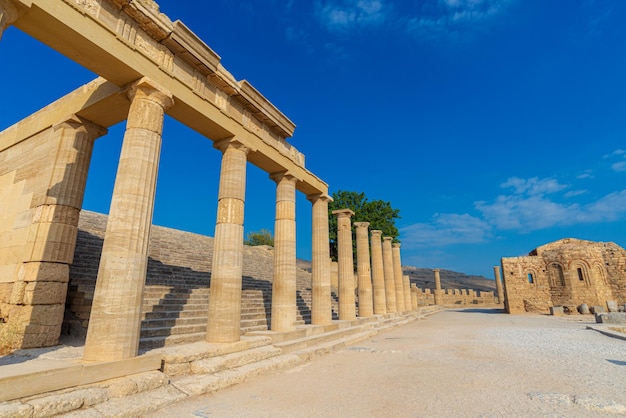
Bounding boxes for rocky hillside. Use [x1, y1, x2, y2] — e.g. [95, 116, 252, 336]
[403, 266, 496, 293]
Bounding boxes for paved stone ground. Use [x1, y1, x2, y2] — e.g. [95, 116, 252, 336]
[147, 308, 626, 417]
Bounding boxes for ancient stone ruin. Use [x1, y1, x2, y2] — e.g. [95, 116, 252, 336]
[500, 238, 626, 314]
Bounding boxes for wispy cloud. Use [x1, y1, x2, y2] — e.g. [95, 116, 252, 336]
[401, 213, 492, 247]
[315, 0, 390, 32]
[401, 172, 626, 247]
[406, 0, 514, 41]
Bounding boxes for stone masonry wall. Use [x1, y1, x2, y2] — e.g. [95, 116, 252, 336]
[66, 210, 312, 333]
[501, 238, 626, 314]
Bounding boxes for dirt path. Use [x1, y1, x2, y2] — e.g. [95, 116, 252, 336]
[147, 309, 626, 417]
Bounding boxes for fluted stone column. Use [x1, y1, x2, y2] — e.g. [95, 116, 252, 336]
[382, 237, 397, 313]
[354, 222, 373, 317]
[0, 0, 19, 40]
[333, 209, 356, 320]
[403, 275, 412, 311]
[84, 78, 173, 361]
[308, 194, 332, 325]
[206, 139, 250, 343]
[493, 265, 504, 304]
[370, 230, 387, 314]
[271, 172, 298, 332]
[434, 268, 443, 306]
[391, 243, 406, 312]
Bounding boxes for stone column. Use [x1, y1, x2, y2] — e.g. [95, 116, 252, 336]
[0, 0, 19, 40]
[391, 243, 406, 312]
[434, 268, 443, 306]
[403, 275, 412, 311]
[370, 230, 387, 314]
[84, 78, 173, 361]
[354, 222, 373, 317]
[382, 237, 397, 313]
[411, 283, 418, 309]
[308, 194, 332, 325]
[206, 139, 250, 343]
[493, 265, 504, 304]
[271, 172, 298, 332]
[333, 209, 356, 320]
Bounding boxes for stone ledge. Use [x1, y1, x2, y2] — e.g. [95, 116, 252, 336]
[0, 353, 161, 402]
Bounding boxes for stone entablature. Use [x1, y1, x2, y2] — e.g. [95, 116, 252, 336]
[501, 238, 626, 314]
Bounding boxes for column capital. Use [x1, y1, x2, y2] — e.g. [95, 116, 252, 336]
[0, 0, 22, 38]
[353, 222, 370, 229]
[306, 193, 332, 204]
[332, 208, 354, 219]
[127, 77, 174, 110]
[392, 242, 401, 249]
[214, 137, 252, 154]
[382, 236, 393, 242]
[270, 170, 298, 184]
[53, 114, 108, 139]
[433, 268, 440, 273]
[493, 265, 500, 270]
[370, 230, 383, 237]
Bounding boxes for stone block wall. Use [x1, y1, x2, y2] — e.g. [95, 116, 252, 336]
[411, 287, 496, 307]
[0, 118, 103, 347]
[501, 238, 626, 314]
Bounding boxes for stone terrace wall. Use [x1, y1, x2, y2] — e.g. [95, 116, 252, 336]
[412, 287, 497, 307]
[65, 210, 312, 334]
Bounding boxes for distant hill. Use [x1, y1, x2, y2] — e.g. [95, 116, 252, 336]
[403, 266, 495, 293]
[296, 259, 495, 293]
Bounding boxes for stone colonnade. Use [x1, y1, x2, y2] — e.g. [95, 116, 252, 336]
[0, 0, 336, 357]
[332, 212, 416, 318]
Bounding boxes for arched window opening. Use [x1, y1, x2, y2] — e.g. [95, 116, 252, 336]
[527, 273, 534, 284]
[577, 268, 584, 281]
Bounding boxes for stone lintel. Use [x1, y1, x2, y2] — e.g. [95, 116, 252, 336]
[332, 209, 355, 218]
[353, 222, 370, 229]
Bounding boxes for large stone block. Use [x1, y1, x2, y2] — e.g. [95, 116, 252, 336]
[550, 306, 564, 316]
[17, 261, 70, 282]
[10, 303, 65, 325]
[23, 281, 69, 305]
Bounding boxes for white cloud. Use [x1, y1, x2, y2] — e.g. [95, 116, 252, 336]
[403, 173, 626, 248]
[611, 161, 626, 172]
[315, 0, 389, 32]
[401, 213, 491, 247]
[406, 0, 514, 41]
[500, 176, 566, 196]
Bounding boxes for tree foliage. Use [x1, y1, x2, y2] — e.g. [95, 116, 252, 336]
[328, 190, 401, 261]
[244, 229, 274, 247]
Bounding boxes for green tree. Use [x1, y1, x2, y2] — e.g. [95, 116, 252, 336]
[328, 190, 401, 261]
[244, 229, 274, 247]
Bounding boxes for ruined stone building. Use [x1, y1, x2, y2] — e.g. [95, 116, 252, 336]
[500, 238, 626, 314]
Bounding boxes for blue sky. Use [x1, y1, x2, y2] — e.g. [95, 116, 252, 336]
[2, 0, 626, 278]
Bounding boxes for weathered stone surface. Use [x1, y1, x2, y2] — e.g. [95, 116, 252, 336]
[501, 238, 626, 314]
[606, 300, 618, 312]
[550, 306, 564, 316]
[0, 402, 33, 418]
[577, 303, 589, 314]
[595, 312, 626, 324]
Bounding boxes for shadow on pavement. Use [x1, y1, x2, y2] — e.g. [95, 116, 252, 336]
[452, 308, 506, 314]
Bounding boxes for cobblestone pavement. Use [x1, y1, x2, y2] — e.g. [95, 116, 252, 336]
[148, 309, 626, 417]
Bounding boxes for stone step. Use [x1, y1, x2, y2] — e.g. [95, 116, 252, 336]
[140, 324, 207, 339]
[273, 324, 370, 353]
[171, 353, 303, 397]
[141, 317, 206, 328]
[189, 345, 283, 375]
[142, 310, 207, 320]
[143, 303, 207, 313]
[139, 332, 206, 350]
[240, 324, 269, 334]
